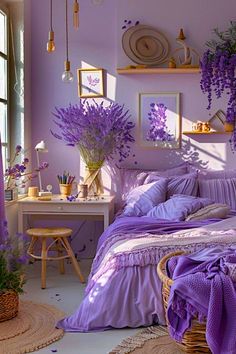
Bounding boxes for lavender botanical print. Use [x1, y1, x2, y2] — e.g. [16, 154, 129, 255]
[77, 68, 104, 98]
[139, 92, 181, 149]
[146, 103, 174, 142]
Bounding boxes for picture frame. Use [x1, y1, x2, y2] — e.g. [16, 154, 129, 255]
[139, 92, 181, 149]
[77, 68, 105, 98]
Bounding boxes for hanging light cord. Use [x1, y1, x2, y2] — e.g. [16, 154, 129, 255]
[65, 0, 69, 61]
[50, 0, 53, 31]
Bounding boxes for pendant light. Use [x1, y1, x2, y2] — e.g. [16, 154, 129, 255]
[46, 0, 55, 52]
[62, 0, 74, 83]
[73, 0, 79, 29]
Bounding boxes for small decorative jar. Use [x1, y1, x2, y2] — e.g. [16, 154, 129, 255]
[196, 121, 203, 132]
[78, 184, 88, 199]
[202, 122, 211, 132]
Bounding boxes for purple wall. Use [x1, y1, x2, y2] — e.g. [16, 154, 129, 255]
[27, 0, 236, 257]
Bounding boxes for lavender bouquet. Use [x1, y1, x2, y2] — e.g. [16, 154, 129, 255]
[51, 100, 135, 194]
[200, 21, 236, 150]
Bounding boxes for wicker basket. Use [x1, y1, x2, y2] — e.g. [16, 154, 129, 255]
[0, 290, 19, 322]
[157, 251, 210, 354]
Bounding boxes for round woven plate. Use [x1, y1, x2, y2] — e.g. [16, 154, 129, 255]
[122, 25, 170, 65]
[0, 300, 65, 354]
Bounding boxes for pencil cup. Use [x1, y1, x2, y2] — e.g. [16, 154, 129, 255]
[59, 183, 72, 196]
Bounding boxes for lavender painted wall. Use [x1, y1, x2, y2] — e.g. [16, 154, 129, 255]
[27, 0, 236, 257]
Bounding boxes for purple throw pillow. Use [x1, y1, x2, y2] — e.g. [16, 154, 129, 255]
[123, 179, 168, 217]
[167, 172, 198, 198]
[198, 178, 236, 210]
[145, 172, 198, 198]
[147, 194, 213, 221]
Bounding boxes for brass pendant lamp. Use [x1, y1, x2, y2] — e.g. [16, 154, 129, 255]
[46, 0, 55, 52]
[62, 0, 73, 83]
[47, 0, 81, 82]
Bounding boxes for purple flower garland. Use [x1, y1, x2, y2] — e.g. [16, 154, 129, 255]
[200, 21, 236, 150]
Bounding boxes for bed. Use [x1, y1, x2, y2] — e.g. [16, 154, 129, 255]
[57, 164, 236, 332]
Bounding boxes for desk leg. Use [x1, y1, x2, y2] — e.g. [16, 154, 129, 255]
[18, 207, 24, 233]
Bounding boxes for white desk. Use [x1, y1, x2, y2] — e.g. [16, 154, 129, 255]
[18, 195, 115, 233]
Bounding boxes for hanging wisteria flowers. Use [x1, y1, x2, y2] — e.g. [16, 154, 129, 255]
[200, 21, 236, 150]
[146, 102, 174, 142]
[51, 100, 135, 194]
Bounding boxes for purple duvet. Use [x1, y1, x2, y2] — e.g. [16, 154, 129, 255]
[57, 216, 222, 332]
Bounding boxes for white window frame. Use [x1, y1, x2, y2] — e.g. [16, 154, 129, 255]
[0, 5, 9, 173]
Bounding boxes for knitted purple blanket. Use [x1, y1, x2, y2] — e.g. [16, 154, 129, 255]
[167, 247, 236, 354]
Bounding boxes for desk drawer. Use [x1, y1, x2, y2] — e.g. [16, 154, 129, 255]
[20, 202, 106, 214]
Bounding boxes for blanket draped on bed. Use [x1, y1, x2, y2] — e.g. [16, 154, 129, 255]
[167, 247, 236, 354]
[57, 216, 236, 332]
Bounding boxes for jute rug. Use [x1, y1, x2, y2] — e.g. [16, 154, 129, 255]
[0, 300, 65, 354]
[109, 326, 184, 354]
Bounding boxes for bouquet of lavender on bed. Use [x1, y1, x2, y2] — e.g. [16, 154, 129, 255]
[51, 100, 135, 195]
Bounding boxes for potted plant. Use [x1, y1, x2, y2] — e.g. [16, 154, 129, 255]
[51, 100, 135, 195]
[0, 232, 28, 322]
[200, 21, 236, 149]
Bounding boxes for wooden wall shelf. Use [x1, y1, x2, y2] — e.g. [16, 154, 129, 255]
[117, 67, 200, 75]
[183, 131, 230, 135]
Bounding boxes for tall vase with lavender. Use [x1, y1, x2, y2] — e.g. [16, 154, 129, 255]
[51, 100, 135, 195]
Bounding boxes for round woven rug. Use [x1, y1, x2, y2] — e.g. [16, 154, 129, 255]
[109, 326, 184, 354]
[0, 300, 65, 354]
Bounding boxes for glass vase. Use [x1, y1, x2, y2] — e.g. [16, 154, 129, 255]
[84, 162, 104, 196]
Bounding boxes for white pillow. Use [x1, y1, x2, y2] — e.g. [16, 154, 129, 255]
[185, 203, 230, 221]
[123, 179, 168, 217]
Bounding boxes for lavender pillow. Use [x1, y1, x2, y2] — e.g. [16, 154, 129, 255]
[167, 172, 198, 198]
[123, 179, 168, 217]
[120, 162, 188, 204]
[147, 194, 213, 221]
[199, 178, 236, 210]
[145, 172, 198, 198]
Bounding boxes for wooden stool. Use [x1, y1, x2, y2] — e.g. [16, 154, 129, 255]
[26, 227, 85, 289]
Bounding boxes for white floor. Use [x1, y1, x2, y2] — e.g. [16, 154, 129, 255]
[21, 259, 139, 354]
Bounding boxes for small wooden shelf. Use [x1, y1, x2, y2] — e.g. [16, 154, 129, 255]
[117, 67, 200, 75]
[183, 131, 230, 135]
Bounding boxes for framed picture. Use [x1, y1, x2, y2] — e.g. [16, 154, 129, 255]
[77, 68, 105, 98]
[139, 92, 181, 149]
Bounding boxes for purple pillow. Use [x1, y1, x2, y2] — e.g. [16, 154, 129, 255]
[199, 178, 236, 210]
[147, 194, 213, 221]
[167, 172, 198, 198]
[120, 162, 188, 200]
[123, 179, 168, 216]
[145, 172, 198, 198]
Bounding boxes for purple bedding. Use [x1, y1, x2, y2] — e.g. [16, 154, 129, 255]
[57, 216, 221, 332]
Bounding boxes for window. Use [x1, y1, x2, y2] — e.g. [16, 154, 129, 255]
[0, 7, 8, 172]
